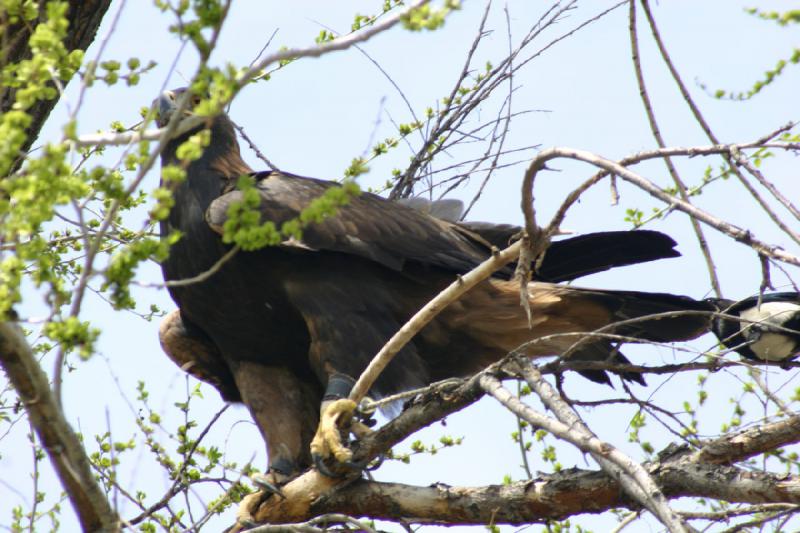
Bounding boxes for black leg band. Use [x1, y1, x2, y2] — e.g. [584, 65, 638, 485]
[323, 373, 356, 402]
[269, 457, 296, 477]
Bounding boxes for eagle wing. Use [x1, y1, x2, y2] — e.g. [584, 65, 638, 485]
[205, 171, 506, 276]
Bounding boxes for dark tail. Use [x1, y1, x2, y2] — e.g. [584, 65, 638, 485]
[536, 231, 681, 283]
[590, 288, 716, 341]
[567, 341, 646, 386]
[563, 288, 717, 386]
[475, 280, 716, 386]
[457, 225, 681, 283]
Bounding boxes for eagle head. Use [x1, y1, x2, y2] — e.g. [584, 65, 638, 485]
[154, 87, 201, 127]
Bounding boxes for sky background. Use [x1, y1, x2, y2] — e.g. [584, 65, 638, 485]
[2, 1, 800, 531]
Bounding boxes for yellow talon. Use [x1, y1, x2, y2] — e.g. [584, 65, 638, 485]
[310, 398, 357, 465]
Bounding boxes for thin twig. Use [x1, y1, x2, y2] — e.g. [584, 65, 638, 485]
[480, 366, 688, 532]
[53, 0, 235, 407]
[628, 0, 721, 296]
[522, 146, 800, 267]
[640, 0, 800, 248]
[138, 245, 241, 289]
[232, 121, 279, 171]
[0, 323, 118, 531]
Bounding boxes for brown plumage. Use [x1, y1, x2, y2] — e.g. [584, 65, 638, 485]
[156, 88, 716, 480]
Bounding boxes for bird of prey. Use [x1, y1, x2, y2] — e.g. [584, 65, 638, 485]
[155, 88, 718, 484]
[710, 293, 800, 363]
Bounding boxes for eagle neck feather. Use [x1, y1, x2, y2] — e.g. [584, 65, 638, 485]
[165, 114, 254, 180]
[206, 116, 253, 178]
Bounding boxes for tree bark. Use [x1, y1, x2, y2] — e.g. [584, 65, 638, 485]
[242, 372, 800, 527]
[311, 463, 800, 526]
[0, 323, 118, 532]
[0, 2, 115, 529]
[0, 0, 112, 173]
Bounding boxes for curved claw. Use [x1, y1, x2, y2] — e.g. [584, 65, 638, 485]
[251, 473, 286, 499]
[313, 453, 375, 479]
[312, 452, 346, 478]
[343, 459, 366, 471]
[234, 469, 288, 528]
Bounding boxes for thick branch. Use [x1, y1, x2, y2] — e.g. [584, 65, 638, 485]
[692, 415, 800, 465]
[305, 461, 800, 525]
[1, 0, 112, 172]
[243, 365, 800, 527]
[510, 359, 687, 531]
[0, 323, 117, 532]
[243, 375, 487, 526]
[480, 372, 687, 532]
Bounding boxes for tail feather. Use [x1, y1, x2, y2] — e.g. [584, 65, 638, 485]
[581, 288, 715, 343]
[450, 280, 714, 386]
[536, 231, 681, 283]
[455, 226, 682, 283]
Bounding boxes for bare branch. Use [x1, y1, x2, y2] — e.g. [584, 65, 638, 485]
[236, 1, 430, 94]
[311, 467, 800, 525]
[245, 429, 800, 526]
[348, 240, 522, 403]
[483, 362, 688, 532]
[521, 145, 800, 267]
[137, 245, 241, 289]
[0, 323, 118, 532]
[691, 415, 800, 465]
[628, 0, 721, 296]
[639, 0, 800, 247]
[243, 356, 800, 527]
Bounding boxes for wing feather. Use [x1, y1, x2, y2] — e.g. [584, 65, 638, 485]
[206, 171, 502, 275]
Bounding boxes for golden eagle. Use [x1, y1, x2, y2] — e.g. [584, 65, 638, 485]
[156, 88, 723, 483]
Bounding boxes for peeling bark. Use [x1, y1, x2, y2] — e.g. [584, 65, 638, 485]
[244, 462, 800, 527]
[241, 372, 800, 527]
[693, 415, 800, 464]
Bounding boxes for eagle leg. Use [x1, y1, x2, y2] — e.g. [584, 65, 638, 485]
[309, 374, 373, 477]
[230, 361, 320, 477]
[158, 309, 241, 401]
[231, 362, 322, 526]
[250, 457, 294, 499]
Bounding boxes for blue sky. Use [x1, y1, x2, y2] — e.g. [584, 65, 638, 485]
[2, 1, 799, 531]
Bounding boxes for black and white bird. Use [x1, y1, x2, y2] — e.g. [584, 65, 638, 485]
[711, 292, 800, 363]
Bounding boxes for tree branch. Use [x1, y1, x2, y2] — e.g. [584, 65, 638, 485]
[348, 241, 522, 403]
[279, 454, 800, 526]
[238, 374, 487, 527]
[628, 0, 721, 296]
[1, 0, 113, 173]
[0, 322, 118, 532]
[480, 369, 688, 532]
[691, 415, 800, 465]
[241, 361, 800, 527]
[521, 145, 800, 267]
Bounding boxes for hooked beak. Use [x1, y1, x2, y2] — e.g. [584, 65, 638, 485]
[155, 90, 177, 127]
